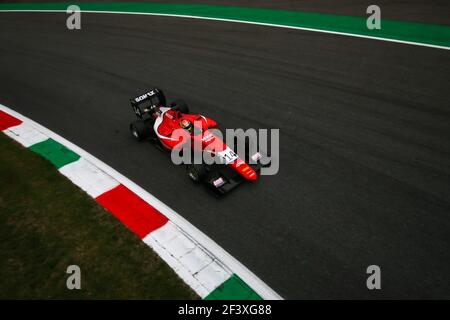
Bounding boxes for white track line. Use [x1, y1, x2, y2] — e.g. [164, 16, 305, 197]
[0, 9, 449, 50]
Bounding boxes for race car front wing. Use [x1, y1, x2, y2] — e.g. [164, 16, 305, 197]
[203, 151, 270, 195]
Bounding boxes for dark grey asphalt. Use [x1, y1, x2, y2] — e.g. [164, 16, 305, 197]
[0, 12, 449, 299]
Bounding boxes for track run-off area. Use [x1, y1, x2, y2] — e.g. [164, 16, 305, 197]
[1, 2, 449, 298]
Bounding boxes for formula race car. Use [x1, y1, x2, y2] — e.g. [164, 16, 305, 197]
[128, 87, 268, 194]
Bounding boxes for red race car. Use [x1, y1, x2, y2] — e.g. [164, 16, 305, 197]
[129, 87, 268, 194]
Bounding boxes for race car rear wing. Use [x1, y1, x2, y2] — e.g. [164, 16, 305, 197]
[130, 87, 166, 118]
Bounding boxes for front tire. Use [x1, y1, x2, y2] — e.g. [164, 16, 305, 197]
[130, 120, 153, 141]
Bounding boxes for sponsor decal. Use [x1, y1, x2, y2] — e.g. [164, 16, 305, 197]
[134, 90, 156, 103]
[251, 152, 262, 162]
[213, 177, 226, 188]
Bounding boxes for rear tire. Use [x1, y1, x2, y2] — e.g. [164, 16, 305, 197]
[130, 120, 153, 141]
[171, 99, 189, 114]
[186, 164, 207, 183]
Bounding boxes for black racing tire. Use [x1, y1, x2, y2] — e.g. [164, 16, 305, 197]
[171, 99, 189, 114]
[186, 164, 207, 183]
[130, 119, 153, 141]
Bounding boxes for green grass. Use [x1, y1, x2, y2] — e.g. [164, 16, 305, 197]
[0, 133, 198, 299]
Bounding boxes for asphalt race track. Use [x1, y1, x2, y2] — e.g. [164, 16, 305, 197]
[1, 10, 449, 298]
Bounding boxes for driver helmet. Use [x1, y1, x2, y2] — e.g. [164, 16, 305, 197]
[180, 118, 193, 133]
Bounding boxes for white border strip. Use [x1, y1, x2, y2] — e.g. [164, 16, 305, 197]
[0, 9, 449, 50]
[0, 103, 282, 300]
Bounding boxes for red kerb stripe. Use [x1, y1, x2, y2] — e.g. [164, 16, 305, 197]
[0, 110, 22, 130]
[96, 184, 168, 238]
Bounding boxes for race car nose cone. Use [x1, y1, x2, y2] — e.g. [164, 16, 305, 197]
[230, 159, 258, 181]
[242, 166, 258, 181]
[247, 171, 258, 181]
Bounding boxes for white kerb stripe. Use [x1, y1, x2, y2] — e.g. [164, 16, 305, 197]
[59, 158, 120, 198]
[144, 230, 212, 297]
[3, 122, 48, 148]
[143, 221, 232, 298]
